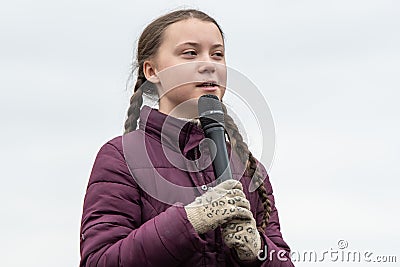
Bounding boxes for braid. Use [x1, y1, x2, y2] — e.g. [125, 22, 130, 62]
[221, 103, 271, 231]
[124, 75, 146, 134]
[248, 151, 271, 232]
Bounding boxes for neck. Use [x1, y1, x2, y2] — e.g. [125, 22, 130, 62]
[158, 99, 199, 119]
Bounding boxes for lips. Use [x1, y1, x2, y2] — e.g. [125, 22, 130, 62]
[196, 81, 218, 87]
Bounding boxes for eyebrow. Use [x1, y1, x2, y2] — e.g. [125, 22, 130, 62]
[175, 41, 224, 49]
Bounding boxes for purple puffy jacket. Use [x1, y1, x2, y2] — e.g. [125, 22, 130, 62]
[79, 105, 295, 266]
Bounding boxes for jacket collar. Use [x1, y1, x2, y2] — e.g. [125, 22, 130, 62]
[138, 105, 205, 155]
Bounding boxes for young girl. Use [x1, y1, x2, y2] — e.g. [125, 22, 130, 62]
[80, 9, 294, 267]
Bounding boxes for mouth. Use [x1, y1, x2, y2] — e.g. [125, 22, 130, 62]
[195, 81, 219, 91]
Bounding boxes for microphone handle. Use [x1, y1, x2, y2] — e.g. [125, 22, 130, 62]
[204, 126, 233, 183]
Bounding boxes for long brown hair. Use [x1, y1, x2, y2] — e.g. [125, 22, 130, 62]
[124, 8, 271, 230]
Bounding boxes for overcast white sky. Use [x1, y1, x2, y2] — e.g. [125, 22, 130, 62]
[0, 1, 399, 266]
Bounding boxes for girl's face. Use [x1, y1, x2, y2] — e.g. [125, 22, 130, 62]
[143, 18, 227, 118]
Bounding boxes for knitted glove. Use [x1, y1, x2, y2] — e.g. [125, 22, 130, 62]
[221, 217, 262, 261]
[184, 179, 253, 234]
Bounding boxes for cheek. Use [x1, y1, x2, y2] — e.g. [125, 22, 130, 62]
[216, 63, 227, 87]
[157, 63, 197, 93]
[157, 83, 194, 106]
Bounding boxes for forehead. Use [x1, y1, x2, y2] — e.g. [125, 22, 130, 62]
[161, 18, 224, 48]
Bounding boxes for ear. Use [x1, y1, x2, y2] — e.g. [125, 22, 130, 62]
[143, 60, 160, 83]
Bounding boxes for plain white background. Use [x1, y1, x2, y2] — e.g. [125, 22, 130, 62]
[0, 1, 399, 266]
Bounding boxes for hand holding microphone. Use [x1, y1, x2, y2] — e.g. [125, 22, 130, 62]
[184, 177, 260, 261]
[184, 179, 253, 234]
[221, 218, 262, 261]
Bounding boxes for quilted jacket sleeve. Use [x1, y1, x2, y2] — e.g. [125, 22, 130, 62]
[79, 140, 206, 267]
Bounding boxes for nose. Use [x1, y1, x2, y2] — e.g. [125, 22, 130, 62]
[197, 60, 216, 74]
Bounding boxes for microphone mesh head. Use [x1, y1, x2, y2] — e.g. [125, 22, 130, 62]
[198, 94, 225, 128]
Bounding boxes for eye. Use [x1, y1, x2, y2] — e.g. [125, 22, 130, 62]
[212, 51, 224, 59]
[183, 50, 197, 56]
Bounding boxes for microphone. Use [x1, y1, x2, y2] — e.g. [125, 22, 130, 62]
[198, 94, 232, 183]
